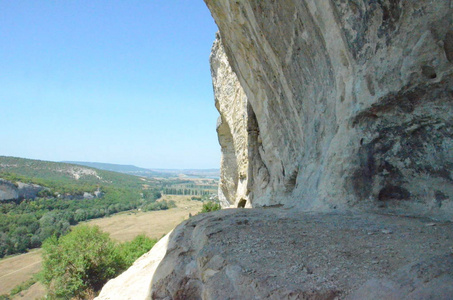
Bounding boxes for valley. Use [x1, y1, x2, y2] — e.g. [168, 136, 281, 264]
[0, 195, 204, 299]
[0, 156, 218, 299]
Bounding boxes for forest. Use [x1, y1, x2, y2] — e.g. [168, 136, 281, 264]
[0, 156, 217, 258]
[0, 185, 163, 257]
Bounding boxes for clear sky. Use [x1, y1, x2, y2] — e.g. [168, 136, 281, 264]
[0, 1, 220, 169]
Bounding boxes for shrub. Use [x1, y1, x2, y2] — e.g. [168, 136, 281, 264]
[41, 225, 125, 299]
[40, 225, 158, 299]
[200, 201, 221, 213]
[118, 234, 157, 265]
[142, 199, 176, 212]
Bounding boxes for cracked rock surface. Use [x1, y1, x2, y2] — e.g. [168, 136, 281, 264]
[151, 209, 453, 299]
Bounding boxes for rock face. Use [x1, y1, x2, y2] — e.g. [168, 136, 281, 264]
[209, 0, 453, 220]
[0, 179, 19, 201]
[212, 35, 255, 208]
[0, 179, 44, 201]
[16, 182, 45, 199]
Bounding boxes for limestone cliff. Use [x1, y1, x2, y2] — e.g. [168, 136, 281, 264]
[0, 179, 44, 201]
[210, 0, 453, 219]
[0, 179, 19, 201]
[212, 35, 266, 208]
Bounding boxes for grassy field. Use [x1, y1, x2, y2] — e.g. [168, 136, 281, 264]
[0, 195, 204, 299]
[85, 195, 203, 241]
[0, 250, 42, 296]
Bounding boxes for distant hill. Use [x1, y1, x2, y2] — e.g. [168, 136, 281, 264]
[63, 161, 162, 176]
[153, 169, 220, 178]
[0, 156, 154, 191]
[65, 161, 220, 178]
[0, 156, 164, 258]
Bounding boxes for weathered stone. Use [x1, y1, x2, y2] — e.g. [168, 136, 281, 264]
[207, 0, 453, 219]
[0, 179, 19, 201]
[0, 179, 44, 201]
[212, 34, 268, 208]
[148, 209, 453, 299]
[83, 192, 95, 200]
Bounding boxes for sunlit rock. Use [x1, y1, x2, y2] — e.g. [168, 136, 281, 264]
[208, 0, 453, 219]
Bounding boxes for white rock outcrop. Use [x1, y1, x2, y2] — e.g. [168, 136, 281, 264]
[0, 179, 19, 201]
[0, 179, 44, 201]
[212, 35, 260, 208]
[150, 209, 453, 299]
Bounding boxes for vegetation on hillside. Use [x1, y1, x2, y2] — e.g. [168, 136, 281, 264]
[0, 156, 154, 193]
[40, 225, 156, 299]
[0, 157, 163, 257]
[0, 185, 163, 257]
[0, 156, 218, 258]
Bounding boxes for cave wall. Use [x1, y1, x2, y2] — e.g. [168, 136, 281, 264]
[208, 0, 453, 218]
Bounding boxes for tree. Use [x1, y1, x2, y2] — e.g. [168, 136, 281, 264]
[41, 225, 125, 299]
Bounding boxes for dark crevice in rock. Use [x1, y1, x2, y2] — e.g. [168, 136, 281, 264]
[237, 199, 247, 208]
[285, 169, 298, 193]
[378, 185, 410, 201]
[444, 30, 453, 63]
[421, 65, 437, 79]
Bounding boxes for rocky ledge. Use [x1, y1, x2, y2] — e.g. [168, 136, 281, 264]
[97, 209, 452, 299]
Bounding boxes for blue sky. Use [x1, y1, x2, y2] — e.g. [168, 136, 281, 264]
[0, 1, 220, 169]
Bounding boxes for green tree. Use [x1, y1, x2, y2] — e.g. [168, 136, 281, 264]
[41, 225, 125, 299]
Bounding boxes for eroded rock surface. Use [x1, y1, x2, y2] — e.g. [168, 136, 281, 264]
[0, 179, 19, 201]
[150, 209, 453, 299]
[208, 0, 453, 219]
[212, 35, 268, 208]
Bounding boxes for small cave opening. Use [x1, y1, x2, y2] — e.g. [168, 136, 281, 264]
[285, 169, 298, 192]
[378, 185, 410, 201]
[421, 65, 437, 80]
[238, 199, 247, 208]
